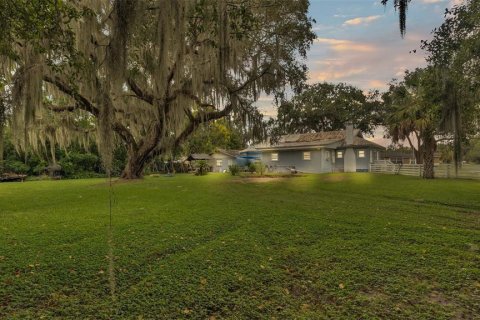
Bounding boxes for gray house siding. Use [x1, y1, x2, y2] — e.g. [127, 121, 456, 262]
[334, 148, 374, 172]
[261, 149, 332, 173]
[333, 149, 345, 171]
[210, 153, 235, 173]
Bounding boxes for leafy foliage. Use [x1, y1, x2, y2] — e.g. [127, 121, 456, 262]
[270, 82, 382, 139]
[183, 120, 245, 155]
[465, 138, 480, 164]
[195, 160, 210, 176]
[382, 68, 445, 178]
[420, 0, 480, 168]
[2, 0, 316, 179]
[228, 164, 241, 176]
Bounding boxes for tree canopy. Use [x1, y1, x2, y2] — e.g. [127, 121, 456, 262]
[269, 82, 382, 139]
[2, 0, 315, 178]
[420, 0, 480, 168]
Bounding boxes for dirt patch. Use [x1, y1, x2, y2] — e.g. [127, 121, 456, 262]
[428, 291, 452, 306]
[359, 289, 388, 302]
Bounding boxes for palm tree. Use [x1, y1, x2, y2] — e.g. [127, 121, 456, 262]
[384, 68, 440, 179]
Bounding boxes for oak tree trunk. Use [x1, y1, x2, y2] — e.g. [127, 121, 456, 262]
[120, 126, 160, 179]
[121, 155, 146, 179]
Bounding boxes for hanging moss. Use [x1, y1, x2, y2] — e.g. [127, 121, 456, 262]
[5, 0, 315, 178]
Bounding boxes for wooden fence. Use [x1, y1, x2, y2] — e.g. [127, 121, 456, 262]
[369, 161, 480, 180]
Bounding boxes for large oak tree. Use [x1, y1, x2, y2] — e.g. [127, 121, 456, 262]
[3, 0, 315, 178]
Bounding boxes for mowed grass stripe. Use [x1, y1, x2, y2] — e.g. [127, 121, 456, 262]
[1, 174, 479, 319]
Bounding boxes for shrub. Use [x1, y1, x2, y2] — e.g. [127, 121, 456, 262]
[195, 160, 210, 176]
[247, 161, 266, 175]
[255, 162, 266, 175]
[247, 162, 256, 173]
[5, 160, 30, 174]
[229, 164, 241, 176]
[32, 161, 48, 175]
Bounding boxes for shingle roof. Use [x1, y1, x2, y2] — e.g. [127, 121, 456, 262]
[340, 136, 385, 149]
[254, 129, 384, 150]
[187, 153, 212, 161]
[214, 149, 241, 157]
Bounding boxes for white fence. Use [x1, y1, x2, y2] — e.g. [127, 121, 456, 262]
[370, 161, 480, 180]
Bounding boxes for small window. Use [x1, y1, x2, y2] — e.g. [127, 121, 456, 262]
[216, 159, 223, 167]
[358, 150, 365, 158]
[303, 152, 311, 160]
[271, 153, 278, 161]
[336, 151, 343, 159]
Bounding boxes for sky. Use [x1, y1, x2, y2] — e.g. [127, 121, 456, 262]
[257, 0, 463, 116]
[256, 0, 463, 146]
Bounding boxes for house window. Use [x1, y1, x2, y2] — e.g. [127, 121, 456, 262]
[271, 153, 278, 161]
[336, 151, 343, 159]
[216, 159, 223, 167]
[303, 152, 311, 160]
[358, 150, 365, 158]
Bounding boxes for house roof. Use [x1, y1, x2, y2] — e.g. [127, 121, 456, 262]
[187, 153, 212, 161]
[213, 149, 241, 158]
[339, 136, 386, 149]
[254, 129, 384, 151]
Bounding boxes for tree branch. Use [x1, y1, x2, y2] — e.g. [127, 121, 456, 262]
[43, 75, 100, 116]
[127, 77, 154, 105]
[45, 104, 78, 112]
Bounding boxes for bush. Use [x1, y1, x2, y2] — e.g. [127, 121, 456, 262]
[247, 161, 266, 175]
[247, 162, 256, 173]
[228, 164, 241, 176]
[255, 162, 266, 175]
[195, 160, 210, 176]
[32, 161, 48, 175]
[5, 160, 30, 174]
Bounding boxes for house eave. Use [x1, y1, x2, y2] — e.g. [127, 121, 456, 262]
[255, 145, 335, 152]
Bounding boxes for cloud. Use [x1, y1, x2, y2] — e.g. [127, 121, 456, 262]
[419, 0, 444, 3]
[343, 15, 382, 26]
[419, 0, 464, 6]
[307, 29, 428, 91]
[314, 38, 375, 52]
[368, 80, 388, 89]
[309, 67, 367, 82]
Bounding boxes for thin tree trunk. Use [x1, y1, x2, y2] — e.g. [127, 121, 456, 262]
[422, 134, 436, 179]
[0, 121, 4, 173]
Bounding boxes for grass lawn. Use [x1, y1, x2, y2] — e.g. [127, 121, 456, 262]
[1, 173, 479, 319]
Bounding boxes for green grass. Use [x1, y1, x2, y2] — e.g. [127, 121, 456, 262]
[1, 173, 479, 319]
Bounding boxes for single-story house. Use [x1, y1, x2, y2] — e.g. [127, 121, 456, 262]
[209, 149, 240, 172]
[251, 124, 385, 173]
